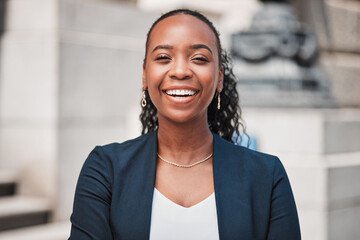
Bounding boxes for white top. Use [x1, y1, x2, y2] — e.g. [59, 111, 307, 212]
[149, 188, 220, 240]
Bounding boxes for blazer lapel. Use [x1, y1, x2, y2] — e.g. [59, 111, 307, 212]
[213, 134, 251, 239]
[114, 131, 158, 240]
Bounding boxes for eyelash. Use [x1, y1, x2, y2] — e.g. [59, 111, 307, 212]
[155, 55, 171, 61]
[193, 57, 209, 62]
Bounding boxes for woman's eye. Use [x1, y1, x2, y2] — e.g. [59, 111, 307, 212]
[193, 57, 209, 63]
[155, 55, 171, 61]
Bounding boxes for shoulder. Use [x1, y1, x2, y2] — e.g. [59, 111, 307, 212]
[214, 133, 280, 166]
[213, 133, 283, 178]
[85, 131, 157, 170]
[82, 132, 155, 164]
[88, 131, 156, 162]
[237, 145, 283, 180]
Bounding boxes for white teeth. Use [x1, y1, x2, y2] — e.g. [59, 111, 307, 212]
[166, 89, 196, 96]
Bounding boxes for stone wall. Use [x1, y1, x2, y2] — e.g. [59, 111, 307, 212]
[244, 108, 360, 240]
[322, 0, 360, 107]
[0, 0, 157, 220]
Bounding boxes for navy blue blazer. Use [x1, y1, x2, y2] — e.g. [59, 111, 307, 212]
[70, 131, 301, 239]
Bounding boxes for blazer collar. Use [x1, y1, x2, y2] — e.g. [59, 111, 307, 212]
[124, 131, 247, 239]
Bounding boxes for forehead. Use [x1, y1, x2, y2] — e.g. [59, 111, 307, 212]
[147, 14, 218, 52]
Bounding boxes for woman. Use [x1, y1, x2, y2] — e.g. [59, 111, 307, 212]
[70, 9, 301, 240]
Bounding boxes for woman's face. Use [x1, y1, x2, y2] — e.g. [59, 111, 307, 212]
[143, 14, 223, 124]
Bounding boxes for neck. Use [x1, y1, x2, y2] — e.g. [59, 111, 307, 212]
[157, 116, 213, 165]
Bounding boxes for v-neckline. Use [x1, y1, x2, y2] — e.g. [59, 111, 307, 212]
[154, 188, 215, 209]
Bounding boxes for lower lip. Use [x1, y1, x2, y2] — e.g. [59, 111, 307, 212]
[164, 92, 198, 104]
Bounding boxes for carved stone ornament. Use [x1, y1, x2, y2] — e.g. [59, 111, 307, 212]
[231, 3, 337, 108]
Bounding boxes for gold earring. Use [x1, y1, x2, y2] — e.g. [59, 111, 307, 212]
[141, 90, 147, 108]
[217, 92, 221, 110]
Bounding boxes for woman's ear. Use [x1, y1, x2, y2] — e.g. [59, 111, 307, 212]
[217, 66, 224, 92]
[142, 63, 148, 90]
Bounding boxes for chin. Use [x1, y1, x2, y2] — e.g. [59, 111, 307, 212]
[160, 109, 207, 125]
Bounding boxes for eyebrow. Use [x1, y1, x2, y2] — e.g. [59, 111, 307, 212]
[190, 44, 213, 55]
[151, 44, 213, 55]
[152, 45, 173, 53]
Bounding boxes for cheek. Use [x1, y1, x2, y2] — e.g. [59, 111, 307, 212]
[144, 65, 167, 106]
[145, 65, 165, 89]
[196, 66, 219, 91]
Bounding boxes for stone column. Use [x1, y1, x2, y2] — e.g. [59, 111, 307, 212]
[0, 0, 59, 200]
[321, 0, 360, 107]
[57, 0, 157, 220]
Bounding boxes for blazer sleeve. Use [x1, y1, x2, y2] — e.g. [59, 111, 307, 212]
[267, 158, 301, 240]
[69, 146, 113, 239]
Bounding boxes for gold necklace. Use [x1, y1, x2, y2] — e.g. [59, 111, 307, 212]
[157, 153, 213, 168]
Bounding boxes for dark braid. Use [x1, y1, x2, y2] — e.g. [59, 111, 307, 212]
[140, 9, 246, 143]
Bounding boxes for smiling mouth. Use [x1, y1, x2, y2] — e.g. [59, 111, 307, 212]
[164, 89, 198, 97]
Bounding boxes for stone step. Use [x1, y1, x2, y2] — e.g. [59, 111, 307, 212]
[0, 170, 17, 197]
[0, 221, 70, 240]
[0, 196, 52, 231]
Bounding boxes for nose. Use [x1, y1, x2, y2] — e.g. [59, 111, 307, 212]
[168, 57, 192, 80]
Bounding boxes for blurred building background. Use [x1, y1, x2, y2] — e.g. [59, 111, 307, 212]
[0, 0, 359, 239]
